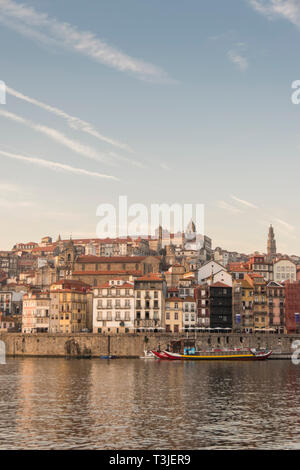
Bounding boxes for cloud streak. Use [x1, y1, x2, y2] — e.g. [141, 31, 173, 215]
[6, 85, 132, 152]
[217, 200, 243, 214]
[0, 149, 119, 180]
[231, 195, 258, 209]
[274, 217, 295, 232]
[0, 108, 115, 164]
[0, 0, 172, 82]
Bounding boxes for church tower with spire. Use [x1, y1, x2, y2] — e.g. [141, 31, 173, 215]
[267, 224, 276, 260]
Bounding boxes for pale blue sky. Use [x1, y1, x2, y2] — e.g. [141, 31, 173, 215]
[0, 0, 299, 254]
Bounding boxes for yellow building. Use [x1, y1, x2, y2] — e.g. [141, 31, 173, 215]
[233, 274, 268, 332]
[50, 280, 91, 333]
[240, 277, 254, 332]
[248, 274, 268, 331]
[165, 297, 183, 333]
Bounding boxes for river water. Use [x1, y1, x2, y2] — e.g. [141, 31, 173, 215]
[0, 358, 299, 449]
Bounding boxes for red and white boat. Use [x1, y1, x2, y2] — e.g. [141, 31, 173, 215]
[151, 350, 176, 360]
[153, 348, 272, 361]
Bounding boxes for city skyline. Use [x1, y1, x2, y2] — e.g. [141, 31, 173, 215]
[0, 0, 300, 253]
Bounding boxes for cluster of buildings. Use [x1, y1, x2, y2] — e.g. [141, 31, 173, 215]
[1, 224, 300, 335]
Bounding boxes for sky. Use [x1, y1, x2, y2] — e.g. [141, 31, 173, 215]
[0, 0, 300, 254]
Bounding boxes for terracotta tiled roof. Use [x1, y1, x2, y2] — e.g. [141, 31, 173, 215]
[210, 282, 231, 288]
[166, 297, 183, 302]
[32, 246, 55, 253]
[77, 256, 148, 263]
[72, 270, 142, 276]
[183, 296, 196, 302]
[95, 281, 134, 289]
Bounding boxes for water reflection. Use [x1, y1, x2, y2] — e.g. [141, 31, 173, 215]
[0, 358, 299, 449]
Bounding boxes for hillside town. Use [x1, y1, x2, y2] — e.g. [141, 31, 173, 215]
[0, 223, 299, 335]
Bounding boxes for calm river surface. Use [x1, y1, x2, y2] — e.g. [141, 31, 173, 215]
[0, 358, 299, 449]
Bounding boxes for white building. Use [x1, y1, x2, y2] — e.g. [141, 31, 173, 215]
[273, 258, 296, 283]
[178, 278, 195, 298]
[182, 296, 197, 331]
[198, 261, 232, 286]
[93, 279, 135, 333]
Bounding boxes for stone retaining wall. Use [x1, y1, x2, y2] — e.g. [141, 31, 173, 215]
[0, 333, 299, 358]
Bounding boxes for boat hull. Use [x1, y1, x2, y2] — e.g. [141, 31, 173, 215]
[151, 350, 176, 360]
[160, 350, 272, 361]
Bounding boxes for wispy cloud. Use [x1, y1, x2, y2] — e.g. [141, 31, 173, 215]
[249, 1, 300, 26]
[0, 108, 115, 164]
[217, 200, 243, 214]
[227, 50, 249, 71]
[231, 195, 258, 209]
[0, 149, 119, 180]
[274, 217, 295, 232]
[0, 0, 173, 83]
[6, 86, 132, 152]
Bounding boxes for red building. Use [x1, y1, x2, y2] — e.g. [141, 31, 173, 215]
[284, 281, 300, 333]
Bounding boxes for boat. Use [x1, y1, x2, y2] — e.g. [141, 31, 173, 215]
[99, 355, 117, 359]
[160, 348, 272, 361]
[139, 350, 156, 359]
[151, 350, 173, 360]
[151, 339, 272, 361]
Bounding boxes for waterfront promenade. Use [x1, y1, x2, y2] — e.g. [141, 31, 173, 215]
[0, 332, 299, 358]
